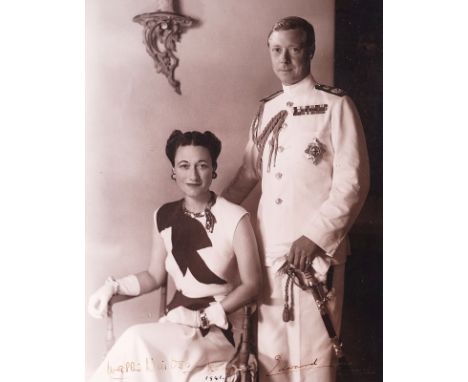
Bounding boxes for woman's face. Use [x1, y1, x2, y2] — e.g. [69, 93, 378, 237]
[173, 145, 213, 200]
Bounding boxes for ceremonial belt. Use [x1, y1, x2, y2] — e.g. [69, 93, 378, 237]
[279, 263, 354, 380]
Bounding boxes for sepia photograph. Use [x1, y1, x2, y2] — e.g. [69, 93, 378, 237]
[85, 1, 382, 381]
[6, 2, 468, 382]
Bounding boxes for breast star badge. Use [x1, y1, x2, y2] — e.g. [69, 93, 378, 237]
[304, 138, 325, 165]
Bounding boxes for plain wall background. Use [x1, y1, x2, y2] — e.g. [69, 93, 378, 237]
[85, 0, 335, 377]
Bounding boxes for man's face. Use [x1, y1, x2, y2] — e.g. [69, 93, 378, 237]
[268, 29, 311, 85]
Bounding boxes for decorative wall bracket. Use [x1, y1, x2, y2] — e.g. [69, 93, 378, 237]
[133, 0, 194, 95]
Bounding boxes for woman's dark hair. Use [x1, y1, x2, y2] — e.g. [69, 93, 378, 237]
[267, 16, 316, 58]
[165, 130, 222, 170]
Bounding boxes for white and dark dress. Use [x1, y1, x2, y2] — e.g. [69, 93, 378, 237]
[89, 195, 248, 382]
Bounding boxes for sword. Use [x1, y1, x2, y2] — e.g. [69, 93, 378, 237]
[278, 262, 353, 380]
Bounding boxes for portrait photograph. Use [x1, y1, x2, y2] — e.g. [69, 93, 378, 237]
[5, 1, 468, 382]
[85, 1, 382, 381]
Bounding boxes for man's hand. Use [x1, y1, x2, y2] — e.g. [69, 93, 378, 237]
[287, 235, 324, 272]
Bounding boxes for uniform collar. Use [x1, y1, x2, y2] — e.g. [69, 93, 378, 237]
[281, 75, 316, 97]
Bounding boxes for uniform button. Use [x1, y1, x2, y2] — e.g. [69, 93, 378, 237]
[275, 198, 283, 205]
[278, 146, 284, 152]
[275, 172, 283, 179]
[286, 101, 294, 107]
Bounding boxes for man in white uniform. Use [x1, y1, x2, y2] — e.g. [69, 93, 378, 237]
[222, 16, 370, 382]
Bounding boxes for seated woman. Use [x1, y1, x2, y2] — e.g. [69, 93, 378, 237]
[88, 130, 262, 382]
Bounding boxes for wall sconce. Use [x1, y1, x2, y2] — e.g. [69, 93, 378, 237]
[133, 0, 194, 95]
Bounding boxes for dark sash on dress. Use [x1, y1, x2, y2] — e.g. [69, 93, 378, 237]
[157, 200, 227, 285]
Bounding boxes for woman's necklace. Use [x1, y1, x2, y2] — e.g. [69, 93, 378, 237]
[182, 191, 217, 233]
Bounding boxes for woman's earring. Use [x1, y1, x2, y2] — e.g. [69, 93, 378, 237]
[171, 170, 176, 181]
[212, 171, 217, 179]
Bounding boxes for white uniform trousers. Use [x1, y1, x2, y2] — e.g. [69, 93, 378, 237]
[258, 264, 345, 382]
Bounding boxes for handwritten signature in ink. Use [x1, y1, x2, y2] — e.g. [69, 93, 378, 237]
[266, 354, 318, 376]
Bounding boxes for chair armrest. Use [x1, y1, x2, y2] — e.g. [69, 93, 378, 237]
[226, 303, 258, 382]
[104, 295, 146, 352]
[108, 294, 137, 307]
[105, 285, 168, 352]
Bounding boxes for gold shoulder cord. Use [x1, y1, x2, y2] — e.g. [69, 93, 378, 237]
[251, 102, 288, 174]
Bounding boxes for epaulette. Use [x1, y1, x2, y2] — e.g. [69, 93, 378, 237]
[260, 89, 283, 103]
[315, 84, 346, 97]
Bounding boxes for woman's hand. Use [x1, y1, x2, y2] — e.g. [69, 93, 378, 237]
[204, 302, 228, 329]
[88, 275, 141, 319]
[88, 278, 118, 319]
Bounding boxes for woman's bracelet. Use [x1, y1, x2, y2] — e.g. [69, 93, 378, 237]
[199, 310, 210, 329]
[105, 276, 119, 295]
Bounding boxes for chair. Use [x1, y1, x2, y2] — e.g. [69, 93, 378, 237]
[105, 284, 258, 382]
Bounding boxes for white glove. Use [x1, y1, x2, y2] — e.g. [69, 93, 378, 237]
[87, 275, 141, 319]
[114, 274, 141, 296]
[88, 277, 118, 319]
[204, 301, 228, 330]
[161, 306, 200, 327]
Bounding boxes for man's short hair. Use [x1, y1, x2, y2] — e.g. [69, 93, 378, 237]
[268, 16, 315, 58]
